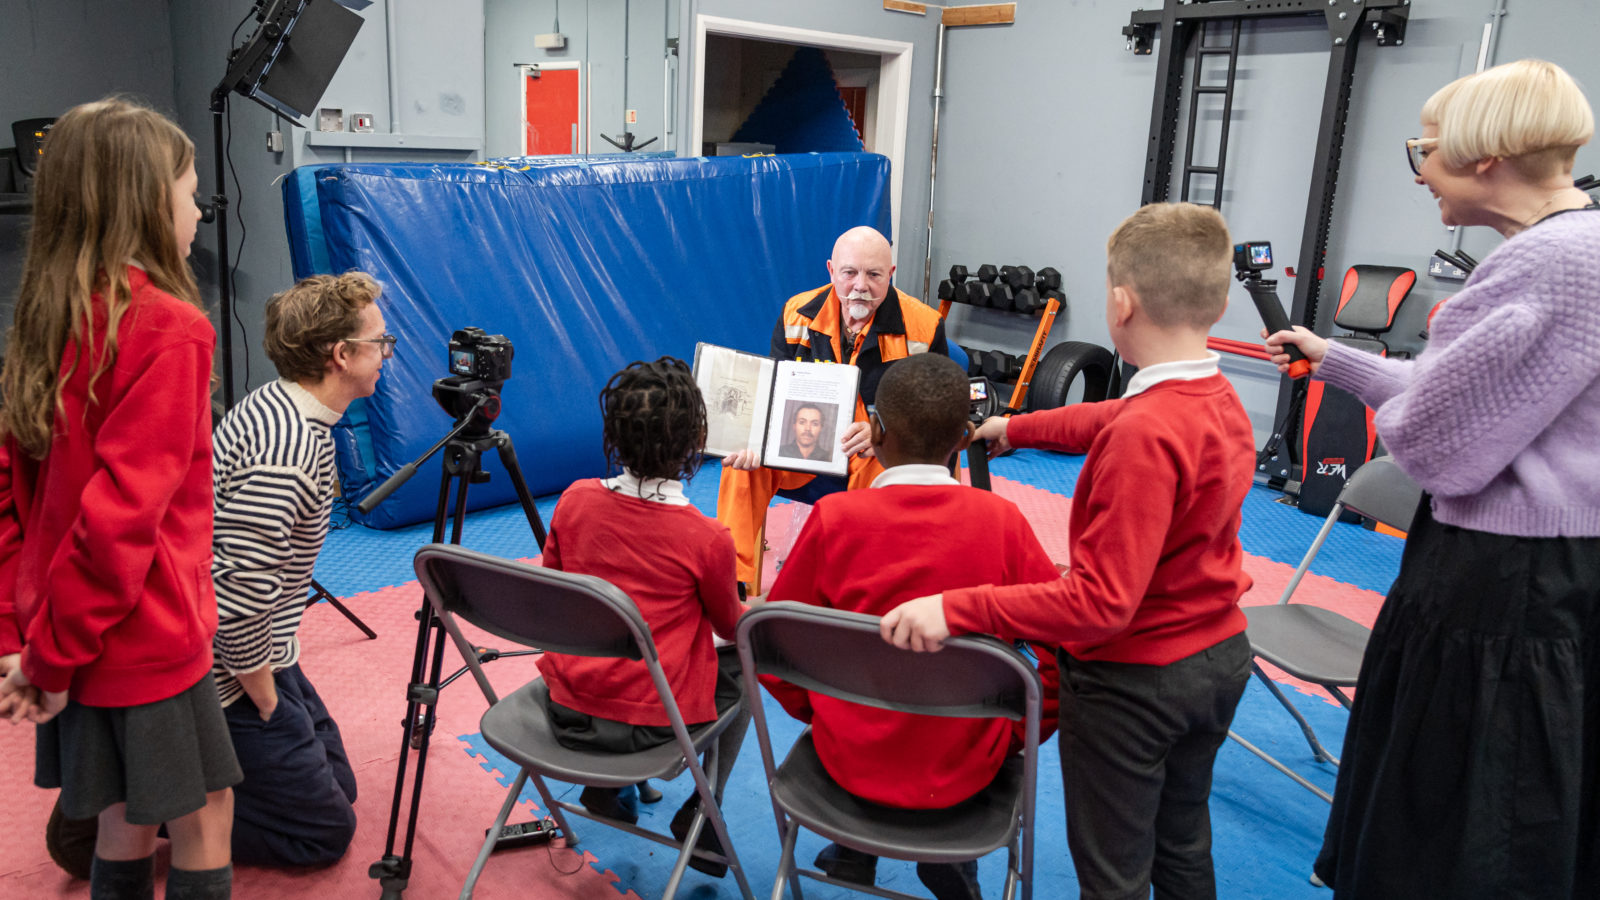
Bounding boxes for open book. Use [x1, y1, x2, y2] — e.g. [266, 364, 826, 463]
[692, 342, 861, 478]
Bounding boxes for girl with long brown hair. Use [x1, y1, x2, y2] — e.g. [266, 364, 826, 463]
[0, 98, 239, 899]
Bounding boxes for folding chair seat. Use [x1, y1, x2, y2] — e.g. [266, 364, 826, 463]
[737, 602, 1043, 900]
[412, 543, 756, 900]
[1228, 456, 1421, 801]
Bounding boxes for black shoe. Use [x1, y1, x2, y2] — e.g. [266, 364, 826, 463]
[637, 781, 663, 804]
[814, 843, 878, 886]
[916, 859, 982, 900]
[670, 800, 729, 878]
[45, 796, 97, 880]
[579, 785, 640, 825]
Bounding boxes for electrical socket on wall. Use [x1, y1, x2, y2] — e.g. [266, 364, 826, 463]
[1427, 256, 1468, 281]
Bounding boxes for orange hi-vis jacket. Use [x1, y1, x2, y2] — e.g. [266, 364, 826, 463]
[718, 285, 948, 587]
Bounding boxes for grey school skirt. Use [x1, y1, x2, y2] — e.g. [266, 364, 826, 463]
[35, 673, 243, 825]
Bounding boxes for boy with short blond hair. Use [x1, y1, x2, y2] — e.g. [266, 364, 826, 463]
[883, 202, 1256, 900]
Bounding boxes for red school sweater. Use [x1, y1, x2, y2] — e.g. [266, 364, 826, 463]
[538, 479, 743, 726]
[764, 482, 1061, 809]
[944, 374, 1253, 664]
[0, 267, 218, 705]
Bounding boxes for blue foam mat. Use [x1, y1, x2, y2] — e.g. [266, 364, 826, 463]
[283, 153, 894, 529]
[315, 453, 1404, 599]
[454, 677, 1345, 900]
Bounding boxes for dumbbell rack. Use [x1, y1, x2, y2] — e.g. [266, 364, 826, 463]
[937, 263, 1064, 412]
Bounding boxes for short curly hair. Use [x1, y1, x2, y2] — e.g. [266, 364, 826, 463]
[599, 357, 707, 483]
[263, 272, 382, 382]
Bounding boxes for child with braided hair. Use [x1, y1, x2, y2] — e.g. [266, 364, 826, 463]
[537, 357, 749, 878]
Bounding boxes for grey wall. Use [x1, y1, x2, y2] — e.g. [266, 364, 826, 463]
[928, 0, 1600, 441]
[0, 0, 178, 339]
[485, 0, 678, 158]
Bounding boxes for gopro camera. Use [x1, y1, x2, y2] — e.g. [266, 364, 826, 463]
[969, 376, 1000, 422]
[447, 327, 514, 383]
[1233, 241, 1273, 275]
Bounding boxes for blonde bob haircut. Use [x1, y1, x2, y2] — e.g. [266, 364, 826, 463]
[1106, 202, 1232, 330]
[1422, 59, 1594, 179]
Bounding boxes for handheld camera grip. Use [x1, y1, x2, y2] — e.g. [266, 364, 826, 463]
[1244, 280, 1311, 379]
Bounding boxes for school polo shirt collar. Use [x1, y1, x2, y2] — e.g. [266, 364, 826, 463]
[871, 463, 960, 488]
[1120, 352, 1222, 399]
[602, 469, 691, 505]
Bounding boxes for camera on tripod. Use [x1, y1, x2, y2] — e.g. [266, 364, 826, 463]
[969, 376, 1001, 423]
[433, 327, 515, 425]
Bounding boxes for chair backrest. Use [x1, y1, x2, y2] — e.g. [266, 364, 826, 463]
[413, 542, 654, 664]
[1337, 456, 1421, 532]
[737, 602, 1040, 722]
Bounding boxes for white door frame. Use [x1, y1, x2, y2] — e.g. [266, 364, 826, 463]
[518, 61, 587, 156]
[689, 15, 914, 250]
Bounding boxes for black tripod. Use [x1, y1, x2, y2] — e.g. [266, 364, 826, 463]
[304, 578, 376, 640]
[361, 391, 546, 899]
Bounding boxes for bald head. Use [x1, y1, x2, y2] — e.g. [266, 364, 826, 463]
[828, 226, 895, 329]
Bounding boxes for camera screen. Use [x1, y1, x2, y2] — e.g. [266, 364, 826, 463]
[450, 349, 474, 375]
[1249, 243, 1272, 267]
[970, 379, 988, 402]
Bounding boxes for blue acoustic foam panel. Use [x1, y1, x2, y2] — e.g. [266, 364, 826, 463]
[283, 153, 892, 528]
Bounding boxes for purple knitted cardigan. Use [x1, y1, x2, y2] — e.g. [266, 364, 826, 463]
[1316, 208, 1600, 538]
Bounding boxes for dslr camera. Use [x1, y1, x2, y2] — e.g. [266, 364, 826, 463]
[447, 326, 514, 384]
[433, 327, 514, 426]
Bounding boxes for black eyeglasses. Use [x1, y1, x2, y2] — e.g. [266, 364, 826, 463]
[344, 334, 397, 359]
[1405, 137, 1438, 176]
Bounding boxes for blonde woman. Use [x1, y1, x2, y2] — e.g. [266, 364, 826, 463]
[0, 99, 238, 899]
[1268, 60, 1600, 898]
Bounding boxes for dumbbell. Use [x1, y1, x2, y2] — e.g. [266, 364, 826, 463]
[981, 350, 1023, 384]
[966, 281, 995, 307]
[1012, 287, 1043, 314]
[1040, 288, 1065, 310]
[975, 264, 1000, 284]
[1001, 265, 1036, 292]
[939, 279, 971, 304]
[1036, 266, 1063, 292]
[990, 283, 1016, 311]
[960, 346, 984, 377]
[949, 264, 970, 284]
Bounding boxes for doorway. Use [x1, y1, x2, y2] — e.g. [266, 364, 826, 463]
[520, 62, 586, 156]
[690, 15, 913, 247]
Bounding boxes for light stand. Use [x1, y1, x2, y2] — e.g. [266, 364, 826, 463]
[208, 0, 363, 407]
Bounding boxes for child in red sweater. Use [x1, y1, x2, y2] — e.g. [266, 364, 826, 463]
[763, 351, 1060, 900]
[883, 202, 1256, 900]
[537, 357, 748, 878]
[0, 98, 238, 899]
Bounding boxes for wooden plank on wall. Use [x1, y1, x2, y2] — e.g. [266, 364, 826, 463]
[883, 0, 928, 15]
[942, 3, 1016, 27]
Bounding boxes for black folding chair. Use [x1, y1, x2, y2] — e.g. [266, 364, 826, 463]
[737, 602, 1042, 900]
[412, 543, 756, 899]
[1228, 456, 1421, 801]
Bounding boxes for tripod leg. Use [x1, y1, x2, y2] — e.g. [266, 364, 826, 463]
[306, 578, 377, 639]
[490, 432, 548, 550]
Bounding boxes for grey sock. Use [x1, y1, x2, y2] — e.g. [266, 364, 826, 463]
[90, 854, 155, 900]
[164, 864, 231, 900]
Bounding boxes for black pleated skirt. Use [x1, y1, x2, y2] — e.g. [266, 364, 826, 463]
[1314, 496, 1600, 899]
[35, 673, 243, 825]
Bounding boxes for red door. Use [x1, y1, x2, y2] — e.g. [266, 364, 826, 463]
[523, 68, 580, 155]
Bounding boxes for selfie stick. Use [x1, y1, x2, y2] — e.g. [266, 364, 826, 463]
[1240, 276, 1311, 379]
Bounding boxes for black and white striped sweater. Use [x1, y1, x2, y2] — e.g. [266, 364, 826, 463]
[210, 379, 341, 707]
